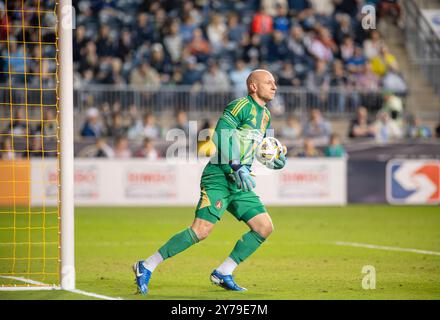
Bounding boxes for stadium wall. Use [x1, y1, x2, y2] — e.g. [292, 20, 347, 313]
[26, 158, 347, 206]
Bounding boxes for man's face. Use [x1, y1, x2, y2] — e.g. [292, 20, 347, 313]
[251, 72, 277, 103]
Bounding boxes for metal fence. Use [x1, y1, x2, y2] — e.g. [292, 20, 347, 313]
[73, 85, 385, 120]
[404, 0, 440, 96]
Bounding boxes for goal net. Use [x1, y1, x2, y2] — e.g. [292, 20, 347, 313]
[0, 0, 74, 290]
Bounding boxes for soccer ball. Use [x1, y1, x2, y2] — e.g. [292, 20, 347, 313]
[255, 137, 285, 166]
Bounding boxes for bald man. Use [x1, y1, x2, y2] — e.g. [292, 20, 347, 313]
[133, 69, 287, 294]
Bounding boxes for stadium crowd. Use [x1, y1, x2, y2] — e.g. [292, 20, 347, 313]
[69, 0, 409, 110]
[1, 0, 439, 161]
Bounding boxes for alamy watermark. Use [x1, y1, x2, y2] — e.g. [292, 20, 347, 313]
[361, 5, 376, 30]
[362, 265, 376, 290]
[60, 4, 76, 30]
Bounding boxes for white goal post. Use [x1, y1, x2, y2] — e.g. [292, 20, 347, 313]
[59, 0, 75, 291]
[0, 0, 75, 291]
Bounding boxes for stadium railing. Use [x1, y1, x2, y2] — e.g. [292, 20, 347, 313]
[404, 0, 440, 96]
[71, 85, 385, 118]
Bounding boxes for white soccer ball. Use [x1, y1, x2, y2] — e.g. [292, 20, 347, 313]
[255, 137, 284, 166]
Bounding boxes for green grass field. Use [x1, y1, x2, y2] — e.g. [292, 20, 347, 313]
[1, 205, 440, 300]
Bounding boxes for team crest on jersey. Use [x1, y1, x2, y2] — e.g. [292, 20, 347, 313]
[215, 200, 223, 209]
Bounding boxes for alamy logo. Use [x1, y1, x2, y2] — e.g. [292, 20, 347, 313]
[362, 265, 376, 290]
[361, 5, 376, 30]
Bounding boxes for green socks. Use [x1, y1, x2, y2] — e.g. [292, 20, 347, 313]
[158, 227, 200, 260]
[157, 228, 265, 266]
[229, 230, 266, 264]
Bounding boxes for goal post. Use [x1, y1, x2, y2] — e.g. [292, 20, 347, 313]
[0, 0, 74, 291]
[59, 0, 75, 291]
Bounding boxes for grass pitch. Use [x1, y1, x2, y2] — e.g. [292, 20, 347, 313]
[1, 205, 440, 300]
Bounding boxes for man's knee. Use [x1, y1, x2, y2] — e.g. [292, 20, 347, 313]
[248, 214, 274, 239]
[255, 221, 274, 239]
[191, 218, 215, 241]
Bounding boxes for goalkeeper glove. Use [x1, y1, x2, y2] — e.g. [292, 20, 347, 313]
[230, 162, 256, 192]
[267, 148, 287, 170]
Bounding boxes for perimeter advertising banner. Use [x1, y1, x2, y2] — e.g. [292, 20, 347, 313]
[29, 158, 347, 206]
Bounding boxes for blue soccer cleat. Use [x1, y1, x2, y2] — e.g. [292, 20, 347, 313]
[210, 269, 247, 291]
[132, 261, 152, 295]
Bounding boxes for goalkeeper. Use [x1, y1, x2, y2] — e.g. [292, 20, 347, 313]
[133, 69, 287, 294]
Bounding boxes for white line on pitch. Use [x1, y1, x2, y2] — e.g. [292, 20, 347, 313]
[0, 275, 123, 300]
[333, 241, 440, 256]
[65, 288, 123, 300]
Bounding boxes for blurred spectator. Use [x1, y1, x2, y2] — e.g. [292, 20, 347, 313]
[207, 14, 227, 54]
[34, 109, 58, 136]
[197, 119, 217, 158]
[280, 115, 302, 140]
[251, 8, 273, 36]
[374, 111, 403, 143]
[324, 134, 346, 157]
[113, 136, 132, 158]
[353, 62, 380, 91]
[134, 138, 160, 160]
[266, 30, 290, 63]
[378, 0, 403, 27]
[273, 4, 290, 34]
[406, 115, 432, 139]
[164, 20, 183, 63]
[333, 0, 358, 17]
[186, 28, 211, 64]
[242, 33, 263, 65]
[181, 56, 203, 86]
[4, 41, 26, 83]
[380, 92, 404, 127]
[9, 108, 27, 135]
[78, 137, 114, 158]
[278, 62, 302, 87]
[80, 107, 106, 138]
[329, 60, 349, 113]
[370, 44, 399, 77]
[129, 62, 161, 88]
[348, 106, 376, 139]
[96, 25, 117, 58]
[226, 12, 246, 45]
[340, 36, 355, 62]
[303, 108, 332, 144]
[308, 27, 337, 63]
[346, 46, 367, 76]
[334, 14, 354, 46]
[261, 0, 289, 17]
[173, 110, 190, 136]
[363, 30, 382, 60]
[28, 136, 44, 158]
[133, 12, 154, 47]
[286, 25, 310, 76]
[180, 14, 198, 44]
[295, 138, 323, 157]
[107, 112, 128, 138]
[202, 60, 230, 92]
[117, 29, 134, 61]
[128, 111, 161, 140]
[149, 43, 173, 81]
[306, 60, 330, 107]
[381, 64, 408, 97]
[1, 136, 19, 160]
[229, 60, 251, 97]
[437, 122, 440, 138]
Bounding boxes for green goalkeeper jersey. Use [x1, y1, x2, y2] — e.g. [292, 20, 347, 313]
[205, 95, 271, 176]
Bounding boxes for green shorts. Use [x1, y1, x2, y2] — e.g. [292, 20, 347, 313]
[195, 166, 267, 224]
